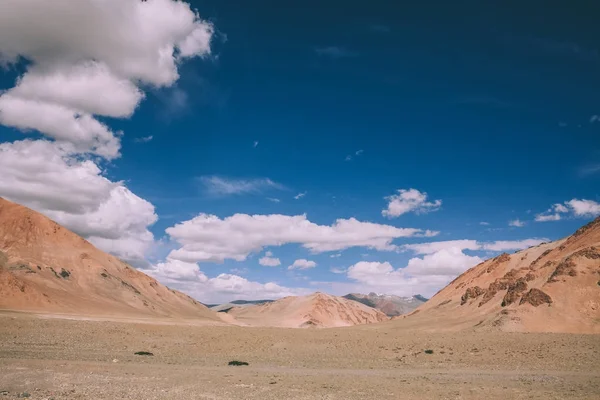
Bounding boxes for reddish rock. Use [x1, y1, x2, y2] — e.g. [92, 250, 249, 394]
[501, 278, 528, 307]
[519, 289, 553, 307]
[548, 258, 577, 283]
[461, 286, 486, 305]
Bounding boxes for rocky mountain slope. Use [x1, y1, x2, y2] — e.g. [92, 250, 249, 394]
[343, 293, 427, 316]
[227, 292, 389, 328]
[399, 217, 600, 333]
[211, 299, 274, 313]
[0, 197, 222, 322]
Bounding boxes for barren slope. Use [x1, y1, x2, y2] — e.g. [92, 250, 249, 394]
[343, 292, 426, 316]
[228, 292, 389, 328]
[0, 197, 221, 322]
[396, 217, 600, 333]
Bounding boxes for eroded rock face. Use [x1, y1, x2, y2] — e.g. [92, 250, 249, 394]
[519, 289, 552, 307]
[548, 259, 577, 283]
[461, 286, 486, 305]
[501, 278, 528, 307]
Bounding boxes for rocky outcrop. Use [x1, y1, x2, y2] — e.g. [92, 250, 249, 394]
[461, 286, 485, 305]
[501, 278, 528, 307]
[519, 289, 553, 307]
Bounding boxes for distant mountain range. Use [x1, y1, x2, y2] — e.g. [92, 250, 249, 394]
[343, 293, 428, 317]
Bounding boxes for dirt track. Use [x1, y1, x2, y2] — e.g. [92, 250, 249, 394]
[1, 312, 599, 399]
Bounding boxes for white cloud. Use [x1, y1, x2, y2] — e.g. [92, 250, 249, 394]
[0, 0, 213, 158]
[509, 219, 525, 227]
[566, 199, 600, 217]
[402, 240, 480, 255]
[135, 135, 153, 143]
[259, 256, 281, 267]
[345, 155, 353, 161]
[345, 248, 482, 297]
[0, 0, 214, 265]
[535, 213, 562, 222]
[141, 259, 309, 303]
[356, 149, 364, 156]
[403, 248, 483, 276]
[265, 251, 273, 257]
[166, 213, 428, 263]
[330, 253, 342, 258]
[0, 94, 122, 159]
[535, 199, 600, 221]
[253, 140, 259, 148]
[330, 267, 347, 274]
[0, 0, 213, 159]
[554, 204, 569, 213]
[288, 259, 317, 270]
[266, 197, 281, 203]
[382, 188, 442, 218]
[0, 0, 213, 85]
[481, 239, 547, 252]
[591, 115, 599, 123]
[198, 176, 285, 196]
[402, 238, 547, 255]
[479, 221, 490, 226]
[8, 62, 144, 118]
[294, 192, 307, 200]
[0, 140, 157, 263]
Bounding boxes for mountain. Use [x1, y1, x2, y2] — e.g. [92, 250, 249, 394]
[227, 292, 389, 328]
[211, 299, 275, 313]
[399, 217, 600, 333]
[343, 293, 427, 316]
[0, 197, 222, 322]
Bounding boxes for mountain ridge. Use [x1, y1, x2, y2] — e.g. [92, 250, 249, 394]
[0, 197, 222, 323]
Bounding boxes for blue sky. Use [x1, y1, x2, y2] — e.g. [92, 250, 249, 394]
[0, 0, 598, 302]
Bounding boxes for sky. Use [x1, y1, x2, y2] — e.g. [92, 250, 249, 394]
[0, 0, 599, 304]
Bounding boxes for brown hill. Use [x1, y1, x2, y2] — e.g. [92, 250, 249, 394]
[227, 292, 389, 328]
[0, 197, 222, 323]
[397, 217, 600, 333]
[343, 293, 426, 316]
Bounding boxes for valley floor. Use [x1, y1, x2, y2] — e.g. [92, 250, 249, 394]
[0, 311, 599, 399]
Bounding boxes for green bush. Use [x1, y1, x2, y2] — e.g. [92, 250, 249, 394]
[134, 351, 154, 356]
[424, 349, 434, 354]
[228, 360, 249, 366]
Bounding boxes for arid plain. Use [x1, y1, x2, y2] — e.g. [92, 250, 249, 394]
[1, 311, 599, 399]
[1, 201, 600, 399]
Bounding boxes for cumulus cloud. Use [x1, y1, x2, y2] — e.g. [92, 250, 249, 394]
[288, 259, 317, 270]
[535, 199, 600, 221]
[382, 188, 442, 218]
[509, 219, 525, 227]
[0, 1, 214, 264]
[166, 213, 428, 263]
[140, 259, 309, 303]
[566, 199, 600, 217]
[259, 255, 281, 267]
[345, 248, 483, 297]
[402, 240, 480, 255]
[0, 0, 213, 157]
[199, 176, 285, 196]
[0, 140, 157, 262]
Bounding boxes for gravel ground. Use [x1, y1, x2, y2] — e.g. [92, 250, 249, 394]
[1, 312, 599, 399]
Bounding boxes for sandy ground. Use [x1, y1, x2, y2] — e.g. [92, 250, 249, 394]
[1, 311, 599, 399]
